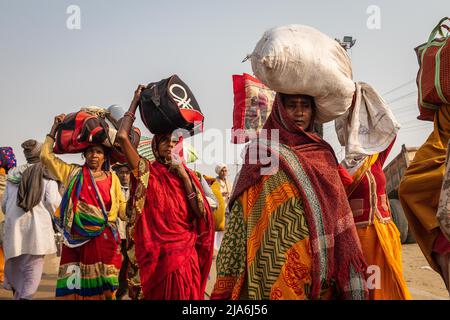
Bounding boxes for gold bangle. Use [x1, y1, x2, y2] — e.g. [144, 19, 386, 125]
[124, 112, 136, 121]
[188, 192, 197, 200]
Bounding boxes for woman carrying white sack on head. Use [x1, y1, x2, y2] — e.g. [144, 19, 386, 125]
[249, 24, 410, 299]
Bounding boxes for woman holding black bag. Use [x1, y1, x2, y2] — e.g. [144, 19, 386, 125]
[115, 83, 214, 300]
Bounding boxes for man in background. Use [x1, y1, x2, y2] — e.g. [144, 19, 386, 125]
[113, 163, 131, 300]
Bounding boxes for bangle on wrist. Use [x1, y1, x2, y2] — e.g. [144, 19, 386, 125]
[124, 112, 136, 121]
[187, 192, 197, 200]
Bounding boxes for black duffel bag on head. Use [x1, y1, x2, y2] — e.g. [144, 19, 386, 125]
[139, 74, 204, 135]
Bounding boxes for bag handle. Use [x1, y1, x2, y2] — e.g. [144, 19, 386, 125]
[427, 17, 450, 45]
[146, 81, 194, 134]
[98, 117, 123, 155]
[151, 84, 161, 107]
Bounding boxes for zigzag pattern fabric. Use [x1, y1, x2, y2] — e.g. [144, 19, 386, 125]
[248, 197, 308, 299]
[212, 169, 335, 299]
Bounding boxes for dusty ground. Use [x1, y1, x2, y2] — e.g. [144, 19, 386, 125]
[401, 243, 448, 300]
[0, 254, 59, 300]
[0, 243, 448, 300]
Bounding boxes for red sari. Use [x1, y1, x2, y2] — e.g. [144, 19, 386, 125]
[131, 159, 214, 300]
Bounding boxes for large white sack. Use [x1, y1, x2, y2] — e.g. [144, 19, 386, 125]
[335, 82, 400, 174]
[250, 24, 355, 123]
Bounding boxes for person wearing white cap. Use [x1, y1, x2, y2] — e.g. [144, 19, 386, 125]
[215, 164, 231, 204]
[214, 164, 232, 251]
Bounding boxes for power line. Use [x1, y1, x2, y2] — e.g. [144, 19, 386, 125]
[387, 91, 417, 104]
[382, 79, 415, 96]
[393, 111, 420, 119]
[400, 123, 433, 131]
[391, 108, 418, 118]
[400, 118, 426, 125]
[390, 99, 417, 109]
[391, 104, 418, 113]
[401, 120, 432, 127]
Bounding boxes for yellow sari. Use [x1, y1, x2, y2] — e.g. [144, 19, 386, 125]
[350, 155, 411, 300]
[399, 106, 450, 275]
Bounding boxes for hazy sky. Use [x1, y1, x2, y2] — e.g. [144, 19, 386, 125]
[1, 0, 448, 178]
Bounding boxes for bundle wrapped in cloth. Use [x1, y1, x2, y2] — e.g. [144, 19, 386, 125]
[242, 24, 399, 160]
[335, 82, 400, 173]
[414, 17, 450, 121]
[53, 106, 141, 163]
[231, 73, 276, 143]
[249, 24, 355, 123]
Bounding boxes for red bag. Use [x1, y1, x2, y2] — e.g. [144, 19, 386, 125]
[231, 73, 276, 143]
[53, 111, 106, 154]
[415, 17, 450, 121]
[53, 109, 141, 164]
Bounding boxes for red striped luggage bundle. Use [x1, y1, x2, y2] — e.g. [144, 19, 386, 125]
[231, 73, 276, 143]
[53, 106, 141, 163]
[415, 17, 450, 121]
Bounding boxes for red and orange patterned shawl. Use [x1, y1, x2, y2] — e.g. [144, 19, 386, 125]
[213, 94, 368, 300]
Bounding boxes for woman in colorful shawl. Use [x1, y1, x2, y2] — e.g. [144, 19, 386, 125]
[336, 83, 411, 299]
[211, 93, 368, 300]
[0, 147, 17, 285]
[40, 114, 127, 300]
[399, 106, 450, 294]
[115, 85, 214, 300]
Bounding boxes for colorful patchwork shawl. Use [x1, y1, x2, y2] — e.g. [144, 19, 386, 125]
[55, 166, 111, 247]
[0, 147, 16, 171]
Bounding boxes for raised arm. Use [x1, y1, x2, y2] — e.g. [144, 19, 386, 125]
[40, 114, 78, 185]
[115, 85, 146, 171]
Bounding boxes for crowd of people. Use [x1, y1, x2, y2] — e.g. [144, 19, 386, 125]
[0, 85, 449, 301]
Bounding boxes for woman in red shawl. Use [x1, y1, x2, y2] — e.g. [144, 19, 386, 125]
[115, 85, 214, 300]
[211, 93, 368, 300]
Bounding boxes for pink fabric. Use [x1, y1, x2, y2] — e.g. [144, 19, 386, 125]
[433, 231, 450, 255]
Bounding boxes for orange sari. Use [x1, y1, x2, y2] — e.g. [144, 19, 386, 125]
[348, 153, 411, 300]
